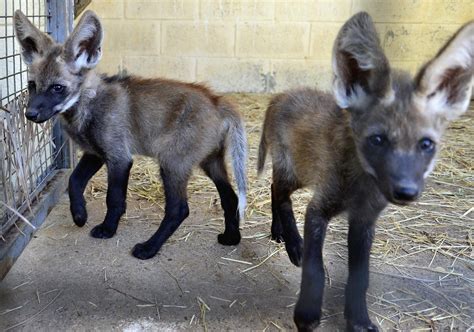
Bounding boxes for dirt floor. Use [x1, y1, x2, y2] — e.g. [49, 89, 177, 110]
[0, 94, 472, 331]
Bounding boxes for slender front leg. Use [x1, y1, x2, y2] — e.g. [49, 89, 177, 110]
[68, 153, 104, 227]
[132, 167, 190, 260]
[90, 158, 133, 239]
[345, 207, 381, 332]
[294, 204, 329, 331]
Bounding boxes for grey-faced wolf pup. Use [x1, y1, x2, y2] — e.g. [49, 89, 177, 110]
[258, 12, 473, 332]
[14, 10, 247, 260]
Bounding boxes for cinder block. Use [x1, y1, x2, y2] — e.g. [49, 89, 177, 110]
[379, 24, 458, 62]
[271, 59, 333, 92]
[391, 61, 421, 76]
[125, 0, 198, 19]
[162, 22, 235, 56]
[275, 0, 351, 22]
[310, 23, 341, 60]
[88, 0, 124, 19]
[236, 22, 310, 58]
[97, 54, 122, 74]
[123, 56, 196, 81]
[101, 20, 160, 55]
[200, 0, 274, 21]
[425, 0, 474, 24]
[352, 0, 427, 23]
[196, 58, 270, 93]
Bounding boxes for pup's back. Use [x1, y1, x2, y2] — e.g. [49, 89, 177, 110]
[258, 88, 353, 189]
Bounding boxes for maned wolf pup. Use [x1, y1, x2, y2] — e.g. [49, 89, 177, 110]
[258, 12, 473, 332]
[14, 10, 247, 260]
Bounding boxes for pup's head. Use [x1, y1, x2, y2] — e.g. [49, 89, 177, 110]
[14, 10, 103, 123]
[332, 12, 473, 205]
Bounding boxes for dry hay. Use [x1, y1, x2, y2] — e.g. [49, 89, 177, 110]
[87, 93, 473, 330]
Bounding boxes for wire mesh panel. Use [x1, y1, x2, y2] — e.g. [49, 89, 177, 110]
[0, 0, 71, 238]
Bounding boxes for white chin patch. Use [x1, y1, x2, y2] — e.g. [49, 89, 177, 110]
[54, 94, 80, 113]
[423, 158, 437, 179]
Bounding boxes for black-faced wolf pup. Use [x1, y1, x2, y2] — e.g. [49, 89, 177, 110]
[14, 10, 247, 260]
[258, 12, 473, 332]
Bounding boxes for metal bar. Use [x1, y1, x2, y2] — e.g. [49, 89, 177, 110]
[48, 0, 74, 170]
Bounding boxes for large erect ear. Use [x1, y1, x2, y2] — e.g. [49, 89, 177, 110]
[14, 10, 54, 64]
[332, 12, 392, 109]
[414, 21, 474, 121]
[63, 10, 103, 73]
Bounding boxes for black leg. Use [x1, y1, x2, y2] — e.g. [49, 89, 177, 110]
[272, 181, 302, 266]
[132, 167, 190, 260]
[68, 153, 104, 227]
[344, 210, 380, 332]
[294, 205, 329, 331]
[270, 183, 284, 242]
[201, 152, 241, 246]
[90, 158, 133, 239]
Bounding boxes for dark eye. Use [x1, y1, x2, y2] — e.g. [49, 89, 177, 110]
[419, 138, 435, 152]
[27, 81, 36, 90]
[51, 84, 65, 93]
[368, 134, 387, 147]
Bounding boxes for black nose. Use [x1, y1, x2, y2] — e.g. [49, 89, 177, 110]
[25, 109, 39, 121]
[393, 184, 419, 201]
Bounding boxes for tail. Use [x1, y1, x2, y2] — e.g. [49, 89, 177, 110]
[222, 103, 248, 221]
[257, 132, 267, 176]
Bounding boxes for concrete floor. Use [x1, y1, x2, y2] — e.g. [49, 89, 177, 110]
[1, 95, 472, 331]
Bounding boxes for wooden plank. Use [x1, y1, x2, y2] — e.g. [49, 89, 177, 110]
[74, 0, 92, 18]
[0, 170, 70, 280]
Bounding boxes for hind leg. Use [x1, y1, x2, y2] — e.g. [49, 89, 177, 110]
[132, 167, 190, 260]
[272, 173, 302, 266]
[201, 150, 241, 246]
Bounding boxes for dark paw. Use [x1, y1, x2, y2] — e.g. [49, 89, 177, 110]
[271, 220, 284, 242]
[71, 206, 87, 227]
[286, 238, 303, 267]
[346, 320, 379, 332]
[132, 242, 159, 260]
[218, 231, 241, 246]
[294, 308, 320, 332]
[90, 224, 116, 239]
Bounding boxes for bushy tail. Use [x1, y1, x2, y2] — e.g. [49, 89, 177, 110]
[257, 133, 267, 176]
[222, 103, 247, 221]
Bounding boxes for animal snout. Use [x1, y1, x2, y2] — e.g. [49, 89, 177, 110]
[393, 182, 419, 202]
[25, 108, 40, 121]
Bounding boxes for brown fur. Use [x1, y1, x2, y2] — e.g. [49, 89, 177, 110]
[14, 10, 247, 261]
[258, 12, 473, 332]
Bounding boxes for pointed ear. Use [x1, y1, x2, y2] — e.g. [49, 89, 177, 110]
[332, 12, 393, 110]
[414, 21, 474, 122]
[63, 10, 103, 73]
[14, 10, 54, 64]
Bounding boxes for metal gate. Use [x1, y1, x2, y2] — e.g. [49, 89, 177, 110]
[0, 0, 75, 279]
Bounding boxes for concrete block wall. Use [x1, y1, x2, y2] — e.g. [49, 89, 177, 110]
[86, 0, 473, 93]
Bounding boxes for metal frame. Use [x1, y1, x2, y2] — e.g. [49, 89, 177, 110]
[0, 0, 75, 279]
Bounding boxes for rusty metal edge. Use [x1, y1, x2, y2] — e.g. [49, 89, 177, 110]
[0, 170, 70, 280]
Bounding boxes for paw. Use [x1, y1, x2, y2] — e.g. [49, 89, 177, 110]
[218, 231, 241, 246]
[132, 242, 159, 260]
[90, 224, 116, 239]
[346, 320, 379, 332]
[271, 220, 284, 242]
[294, 307, 320, 332]
[286, 237, 303, 267]
[71, 205, 87, 227]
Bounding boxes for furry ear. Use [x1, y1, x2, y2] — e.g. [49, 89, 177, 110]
[332, 12, 393, 110]
[14, 10, 54, 64]
[414, 21, 474, 121]
[63, 10, 103, 73]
